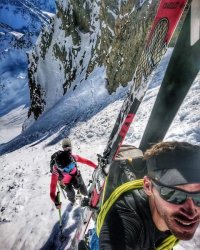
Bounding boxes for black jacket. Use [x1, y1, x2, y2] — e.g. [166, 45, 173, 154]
[99, 189, 171, 250]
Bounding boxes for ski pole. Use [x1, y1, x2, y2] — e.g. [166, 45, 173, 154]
[58, 182, 67, 199]
[56, 185, 65, 238]
[56, 186, 67, 242]
[56, 188, 62, 229]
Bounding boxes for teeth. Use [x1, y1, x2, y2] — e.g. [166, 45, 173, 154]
[176, 219, 194, 226]
[181, 222, 192, 226]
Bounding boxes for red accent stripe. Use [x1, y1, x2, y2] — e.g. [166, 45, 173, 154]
[119, 114, 135, 137]
[90, 184, 105, 208]
[113, 113, 135, 159]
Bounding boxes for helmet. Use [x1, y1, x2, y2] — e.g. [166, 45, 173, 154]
[62, 138, 72, 149]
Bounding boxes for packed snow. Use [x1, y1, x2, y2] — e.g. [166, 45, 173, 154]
[0, 48, 200, 249]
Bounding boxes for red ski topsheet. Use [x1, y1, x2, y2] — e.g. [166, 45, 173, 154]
[147, 0, 188, 46]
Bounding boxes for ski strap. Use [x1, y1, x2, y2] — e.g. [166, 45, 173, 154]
[96, 179, 179, 249]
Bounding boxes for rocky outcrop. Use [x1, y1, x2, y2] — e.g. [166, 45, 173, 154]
[27, 0, 185, 121]
[99, 0, 159, 93]
[28, 0, 101, 119]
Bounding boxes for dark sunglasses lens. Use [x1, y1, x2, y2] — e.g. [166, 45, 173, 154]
[153, 180, 200, 206]
[160, 187, 200, 206]
[160, 187, 186, 204]
[193, 196, 200, 207]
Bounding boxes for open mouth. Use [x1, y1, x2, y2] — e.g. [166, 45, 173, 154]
[175, 218, 197, 230]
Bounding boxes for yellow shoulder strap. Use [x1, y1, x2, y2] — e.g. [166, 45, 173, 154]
[96, 179, 143, 235]
[157, 235, 179, 250]
[96, 179, 179, 249]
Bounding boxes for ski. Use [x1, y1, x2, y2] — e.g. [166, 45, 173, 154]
[140, 0, 200, 152]
[70, 0, 190, 248]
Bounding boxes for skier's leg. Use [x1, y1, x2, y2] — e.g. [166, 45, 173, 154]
[72, 171, 88, 196]
[64, 184, 75, 203]
[72, 175, 79, 189]
[76, 173, 88, 196]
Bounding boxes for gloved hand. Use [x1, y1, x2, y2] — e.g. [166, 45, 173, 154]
[55, 192, 62, 209]
[59, 181, 65, 189]
[55, 202, 62, 209]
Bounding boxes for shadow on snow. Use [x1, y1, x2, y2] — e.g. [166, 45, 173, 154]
[0, 85, 127, 156]
[40, 204, 82, 250]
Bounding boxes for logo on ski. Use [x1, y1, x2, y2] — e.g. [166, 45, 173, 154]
[163, 2, 185, 9]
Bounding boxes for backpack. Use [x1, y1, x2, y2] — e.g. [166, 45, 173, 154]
[96, 145, 179, 249]
[50, 150, 77, 178]
[100, 145, 146, 205]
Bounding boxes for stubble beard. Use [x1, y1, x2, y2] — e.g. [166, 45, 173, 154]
[152, 191, 199, 240]
[162, 212, 199, 240]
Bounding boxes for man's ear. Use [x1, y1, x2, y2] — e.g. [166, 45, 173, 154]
[143, 176, 153, 196]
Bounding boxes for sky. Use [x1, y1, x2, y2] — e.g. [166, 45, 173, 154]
[0, 48, 200, 249]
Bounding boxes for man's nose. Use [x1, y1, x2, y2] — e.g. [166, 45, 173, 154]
[180, 197, 198, 218]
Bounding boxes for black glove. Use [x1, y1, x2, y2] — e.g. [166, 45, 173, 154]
[55, 193, 62, 208]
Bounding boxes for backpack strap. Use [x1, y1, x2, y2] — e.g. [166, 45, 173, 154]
[156, 235, 179, 250]
[68, 155, 78, 176]
[62, 162, 76, 173]
[96, 179, 143, 235]
[50, 150, 63, 173]
[56, 155, 78, 179]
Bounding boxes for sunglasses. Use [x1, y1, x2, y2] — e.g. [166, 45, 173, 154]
[151, 179, 200, 207]
[63, 146, 71, 151]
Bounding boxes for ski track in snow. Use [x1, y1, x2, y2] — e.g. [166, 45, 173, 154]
[0, 50, 200, 249]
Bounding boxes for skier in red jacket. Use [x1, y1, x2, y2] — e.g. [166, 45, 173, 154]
[50, 138, 97, 208]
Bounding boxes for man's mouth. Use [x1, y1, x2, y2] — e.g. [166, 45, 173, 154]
[174, 218, 198, 229]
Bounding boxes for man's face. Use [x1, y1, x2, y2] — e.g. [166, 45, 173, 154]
[63, 146, 72, 153]
[151, 182, 200, 240]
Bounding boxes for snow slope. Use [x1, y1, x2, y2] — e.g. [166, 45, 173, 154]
[0, 0, 55, 117]
[0, 50, 200, 249]
[0, 105, 28, 144]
